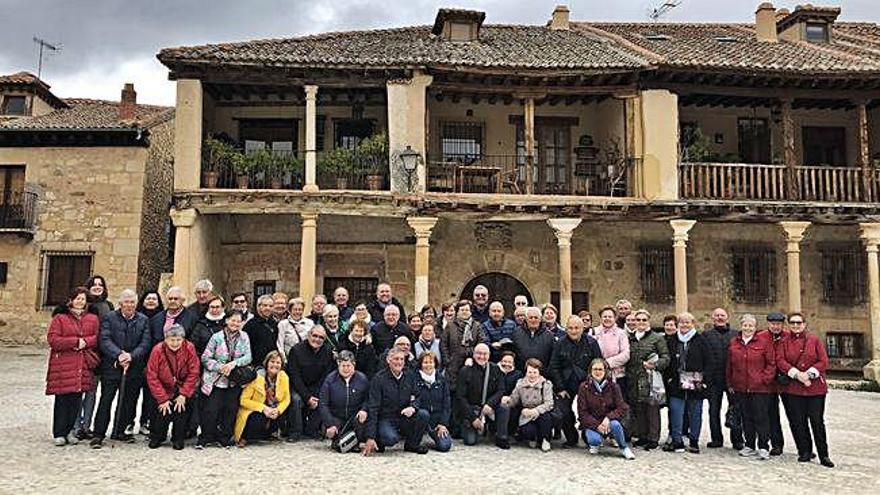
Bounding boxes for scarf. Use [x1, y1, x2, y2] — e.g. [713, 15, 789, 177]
[419, 370, 436, 385]
[592, 378, 607, 393]
[459, 318, 475, 347]
[678, 329, 697, 374]
[742, 334, 754, 345]
[635, 330, 646, 341]
[69, 307, 84, 318]
[206, 311, 225, 322]
[677, 328, 697, 343]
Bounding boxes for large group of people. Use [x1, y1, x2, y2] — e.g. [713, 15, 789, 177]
[45, 277, 834, 467]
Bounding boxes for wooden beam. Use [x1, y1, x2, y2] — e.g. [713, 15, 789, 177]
[656, 82, 880, 102]
[432, 82, 636, 96]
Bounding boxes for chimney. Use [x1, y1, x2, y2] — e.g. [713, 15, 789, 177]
[755, 2, 778, 43]
[550, 5, 570, 30]
[119, 82, 137, 121]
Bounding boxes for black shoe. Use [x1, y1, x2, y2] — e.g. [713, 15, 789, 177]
[770, 447, 783, 456]
[148, 439, 162, 449]
[797, 453, 812, 462]
[563, 438, 579, 448]
[819, 457, 835, 468]
[219, 437, 235, 448]
[552, 430, 562, 440]
[76, 429, 93, 441]
[286, 434, 301, 444]
[495, 438, 510, 450]
[687, 440, 700, 454]
[194, 440, 206, 450]
[404, 444, 429, 454]
[111, 433, 135, 443]
[89, 437, 104, 449]
[172, 440, 185, 450]
[706, 440, 723, 448]
[811, 452, 817, 459]
[185, 429, 197, 440]
[376, 443, 386, 453]
[633, 438, 648, 447]
[643, 441, 659, 451]
[732, 442, 745, 451]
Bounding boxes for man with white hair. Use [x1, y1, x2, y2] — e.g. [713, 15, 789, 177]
[148, 286, 197, 344]
[242, 294, 279, 368]
[456, 343, 510, 449]
[615, 299, 633, 329]
[371, 304, 414, 354]
[510, 307, 555, 371]
[187, 279, 214, 318]
[90, 289, 152, 449]
[307, 294, 328, 326]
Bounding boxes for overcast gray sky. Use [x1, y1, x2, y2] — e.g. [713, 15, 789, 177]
[1, 0, 877, 105]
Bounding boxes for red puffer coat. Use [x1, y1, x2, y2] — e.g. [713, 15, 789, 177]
[146, 340, 201, 404]
[776, 331, 828, 396]
[45, 309, 100, 395]
[726, 332, 776, 394]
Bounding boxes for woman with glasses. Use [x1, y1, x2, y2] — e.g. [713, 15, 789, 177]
[625, 309, 669, 451]
[577, 358, 635, 460]
[234, 351, 291, 447]
[277, 297, 314, 361]
[663, 312, 708, 454]
[347, 301, 374, 330]
[191, 295, 226, 357]
[777, 313, 834, 468]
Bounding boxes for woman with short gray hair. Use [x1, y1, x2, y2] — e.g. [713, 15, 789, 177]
[727, 313, 775, 460]
[277, 297, 314, 360]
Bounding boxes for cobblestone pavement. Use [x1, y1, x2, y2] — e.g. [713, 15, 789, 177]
[4, 346, 879, 494]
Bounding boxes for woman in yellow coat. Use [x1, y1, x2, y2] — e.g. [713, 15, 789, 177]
[234, 351, 291, 446]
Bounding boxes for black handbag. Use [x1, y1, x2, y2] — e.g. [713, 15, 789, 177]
[332, 414, 360, 453]
[774, 372, 792, 386]
[228, 365, 257, 387]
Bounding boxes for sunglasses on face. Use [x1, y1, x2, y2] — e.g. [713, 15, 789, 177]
[233, 299, 246, 304]
[635, 318, 649, 322]
[789, 321, 804, 325]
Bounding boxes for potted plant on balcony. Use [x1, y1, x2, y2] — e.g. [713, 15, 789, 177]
[275, 152, 304, 189]
[231, 149, 253, 189]
[248, 148, 274, 188]
[203, 136, 233, 188]
[357, 132, 388, 191]
[320, 147, 354, 189]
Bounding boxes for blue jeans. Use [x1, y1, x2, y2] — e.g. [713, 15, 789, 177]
[377, 409, 429, 449]
[426, 427, 453, 452]
[582, 419, 628, 449]
[462, 405, 510, 446]
[669, 396, 704, 444]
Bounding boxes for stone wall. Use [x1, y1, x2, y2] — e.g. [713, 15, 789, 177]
[0, 146, 150, 343]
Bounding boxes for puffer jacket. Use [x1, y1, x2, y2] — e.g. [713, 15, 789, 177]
[415, 372, 452, 427]
[510, 326, 555, 371]
[726, 332, 776, 394]
[506, 376, 554, 425]
[702, 324, 736, 388]
[146, 340, 200, 403]
[776, 331, 828, 396]
[318, 370, 370, 427]
[45, 307, 100, 395]
[576, 379, 629, 432]
[98, 310, 152, 374]
[626, 331, 670, 404]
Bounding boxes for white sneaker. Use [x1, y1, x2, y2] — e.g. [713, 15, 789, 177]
[541, 439, 551, 452]
[622, 447, 636, 460]
[124, 425, 134, 436]
[758, 449, 770, 460]
[139, 424, 150, 436]
[739, 447, 757, 457]
[65, 433, 79, 446]
[589, 445, 600, 455]
[53, 437, 67, 447]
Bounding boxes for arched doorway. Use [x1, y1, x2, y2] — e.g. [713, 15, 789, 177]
[460, 272, 532, 317]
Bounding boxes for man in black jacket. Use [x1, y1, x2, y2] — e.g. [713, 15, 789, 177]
[511, 307, 555, 371]
[186, 278, 214, 321]
[91, 289, 152, 448]
[286, 326, 335, 441]
[148, 287, 197, 344]
[362, 348, 429, 455]
[702, 307, 743, 450]
[371, 305, 415, 353]
[242, 295, 278, 368]
[550, 315, 603, 447]
[457, 343, 510, 449]
[367, 282, 407, 323]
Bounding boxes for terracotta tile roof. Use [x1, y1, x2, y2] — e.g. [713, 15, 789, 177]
[0, 98, 173, 130]
[0, 71, 47, 87]
[157, 24, 653, 71]
[580, 22, 880, 74]
[158, 18, 880, 77]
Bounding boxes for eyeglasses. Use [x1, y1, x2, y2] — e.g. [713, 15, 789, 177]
[789, 321, 804, 325]
[232, 299, 246, 304]
[635, 318, 649, 322]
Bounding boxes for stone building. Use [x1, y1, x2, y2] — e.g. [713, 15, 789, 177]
[0, 73, 174, 343]
[158, 4, 880, 379]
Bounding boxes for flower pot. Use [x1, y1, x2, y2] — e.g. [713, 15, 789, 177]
[236, 175, 250, 189]
[365, 174, 383, 191]
[270, 178, 283, 189]
[335, 176, 349, 190]
[203, 171, 219, 188]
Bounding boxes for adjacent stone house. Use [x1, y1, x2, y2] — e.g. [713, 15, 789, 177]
[0, 73, 174, 343]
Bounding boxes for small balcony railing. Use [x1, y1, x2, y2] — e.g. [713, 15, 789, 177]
[0, 191, 37, 232]
[679, 162, 880, 202]
[426, 154, 639, 196]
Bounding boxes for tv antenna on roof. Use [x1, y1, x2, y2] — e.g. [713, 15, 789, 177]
[33, 36, 62, 78]
[649, 1, 682, 22]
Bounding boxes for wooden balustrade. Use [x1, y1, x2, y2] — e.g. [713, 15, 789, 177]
[680, 162, 880, 203]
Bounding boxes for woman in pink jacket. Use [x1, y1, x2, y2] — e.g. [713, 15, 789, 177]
[592, 306, 631, 395]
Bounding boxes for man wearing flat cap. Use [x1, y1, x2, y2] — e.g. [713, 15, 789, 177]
[764, 311, 788, 456]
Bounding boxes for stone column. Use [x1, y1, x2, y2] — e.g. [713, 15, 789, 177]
[524, 97, 536, 195]
[861, 223, 880, 382]
[547, 218, 582, 318]
[387, 72, 433, 193]
[640, 90, 679, 200]
[170, 208, 198, 297]
[303, 85, 319, 192]
[173, 79, 203, 190]
[299, 212, 319, 303]
[670, 219, 697, 314]
[780, 221, 811, 313]
[406, 217, 439, 313]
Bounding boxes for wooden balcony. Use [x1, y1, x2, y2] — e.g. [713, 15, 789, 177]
[680, 162, 880, 203]
[0, 190, 37, 237]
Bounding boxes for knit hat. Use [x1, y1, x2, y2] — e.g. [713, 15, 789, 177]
[164, 323, 186, 338]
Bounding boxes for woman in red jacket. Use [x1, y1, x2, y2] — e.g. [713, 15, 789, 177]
[45, 286, 100, 446]
[776, 312, 834, 468]
[146, 324, 200, 450]
[726, 314, 776, 460]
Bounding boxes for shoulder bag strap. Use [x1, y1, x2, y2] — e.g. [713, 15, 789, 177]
[481, 364, 491, 405]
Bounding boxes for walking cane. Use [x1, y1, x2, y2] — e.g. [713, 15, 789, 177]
[112, 364, 129, 439]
